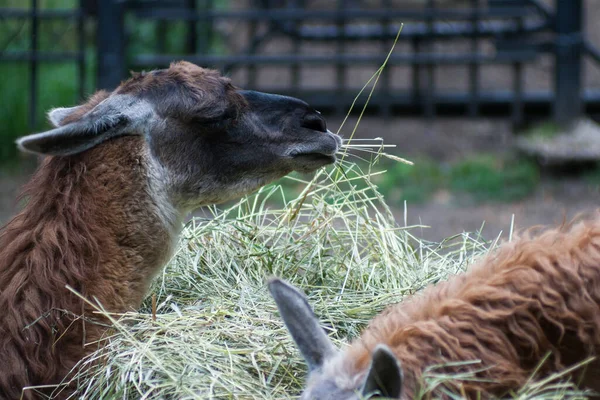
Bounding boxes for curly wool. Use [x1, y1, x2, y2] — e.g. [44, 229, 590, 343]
[344, 215, 600, 398]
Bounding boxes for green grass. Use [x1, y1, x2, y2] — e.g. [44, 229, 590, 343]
[50, 159, 588, 399]
[0, 61, 96, 162]
[583, 163, 600, 193]
[520, 122, 562, 141]
[449, 155, 540, 203]
[273, 154, 539, 208]
[374, 157, 445, 204]
[0, 0, 91, 162]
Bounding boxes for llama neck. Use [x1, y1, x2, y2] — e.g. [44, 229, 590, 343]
[0, 137, 182, 396]
[0, 136, 181, 314]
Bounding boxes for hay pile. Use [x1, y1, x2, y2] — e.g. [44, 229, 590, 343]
[67, 158, 589, 399]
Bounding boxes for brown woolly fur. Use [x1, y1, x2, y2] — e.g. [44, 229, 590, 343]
[0, 138, 173, 399]
[117, 62, 247, 122]
[343, 215, 600, 398]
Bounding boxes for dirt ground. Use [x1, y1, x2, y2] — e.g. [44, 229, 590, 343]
[330, 116, 600, 243]
[2, 117, 598, 245]
[401, 178, 598, 243]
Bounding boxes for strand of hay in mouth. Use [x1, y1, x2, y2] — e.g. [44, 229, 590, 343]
[341, 138, 414, 165]
[336, 24, 415, 168]
[332, 25, 412, 168]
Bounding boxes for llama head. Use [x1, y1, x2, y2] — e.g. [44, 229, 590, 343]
[268, 278, 404, 399]
[17, 61, 341, 211]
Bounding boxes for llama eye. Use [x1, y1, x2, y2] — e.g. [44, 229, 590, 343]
[192, 108, 236, 127]
[191, 115, 231, 129]
[301, 114, 327, 132]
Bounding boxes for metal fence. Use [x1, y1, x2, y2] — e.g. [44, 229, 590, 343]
[2, 0, 599, 128]
[0, 0, 87, 128]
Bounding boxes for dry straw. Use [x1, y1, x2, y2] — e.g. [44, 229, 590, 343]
[52, 27, 590, 400]
[65, 161, 590, 399]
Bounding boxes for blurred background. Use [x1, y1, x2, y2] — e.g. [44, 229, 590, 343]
[1, 0, 600, 241]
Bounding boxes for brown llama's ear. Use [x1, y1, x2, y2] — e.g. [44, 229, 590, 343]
[18, 95, 154, 157]
[361, 345, 403, 399]
[48, 106, 85, 127]
[268, 278, 337, 371]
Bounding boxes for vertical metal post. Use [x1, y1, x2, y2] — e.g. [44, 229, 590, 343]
[291, 0, 303, 93]
[247, 4, 257, 88]
[29, 0, 38, 129]
[197, 0, 214, 56]
[97, 0, 126, 90]
[186, 0, 198, 54]
[157, 20, 167, 54]
[411, 37, 421, 106]
[554, 0, 583, 127]
[512, 14, 524, 127]
[380, 0, 392, 117]
[77, 0, 86, 100]
[425, 0, 435, 119]
[336, 0, 346, 115]
[468, 0, 479, 117]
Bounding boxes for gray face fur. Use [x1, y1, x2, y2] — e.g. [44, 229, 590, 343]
[268, 278, 404, 399]
[17, 62, 341, 213]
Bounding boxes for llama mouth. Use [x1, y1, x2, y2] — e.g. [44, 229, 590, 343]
[287, 130, 341, 171]
[292, 152, 337, 163]
[289, 147, 337, 157]
[288, 131, 341, 158]
[289, 152, 337, 173]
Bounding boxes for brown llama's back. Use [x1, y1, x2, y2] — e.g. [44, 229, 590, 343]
[271, 215, 600, 399]
[347, 216, 600, 397]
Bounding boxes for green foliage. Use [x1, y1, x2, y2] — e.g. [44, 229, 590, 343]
[449, 155, 540, 203]
[583, 163, 600, 192]
[0, 59, 96, 162]
[520, 121, 562, 140]
[0, 64, 28, 162]
[375, 158, 444, 204]
[0, 0, 92, 162]
[322, 154, 540, 207]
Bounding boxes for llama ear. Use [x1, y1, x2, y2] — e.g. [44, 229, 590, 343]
[268, 278, 337, 371]
[48, 106, 85, 127]
[361, 345, 403, 398]
[18, 95, 154, 157]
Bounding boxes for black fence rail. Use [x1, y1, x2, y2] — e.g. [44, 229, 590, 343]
[2, 0, 600, 128]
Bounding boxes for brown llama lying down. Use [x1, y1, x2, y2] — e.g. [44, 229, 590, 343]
[270, 216, 600, 399]
[0, 61, 341, 399]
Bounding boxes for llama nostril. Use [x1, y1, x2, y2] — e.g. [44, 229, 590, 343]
[301, 114, 327, 133]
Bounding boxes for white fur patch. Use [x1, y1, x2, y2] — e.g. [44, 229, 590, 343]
[322, 352, 366, 391]
[145, 148, 184, 261]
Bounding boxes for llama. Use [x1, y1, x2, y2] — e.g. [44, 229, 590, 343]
[270, 216, 600, 399]
[0, 61, 341, 399]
